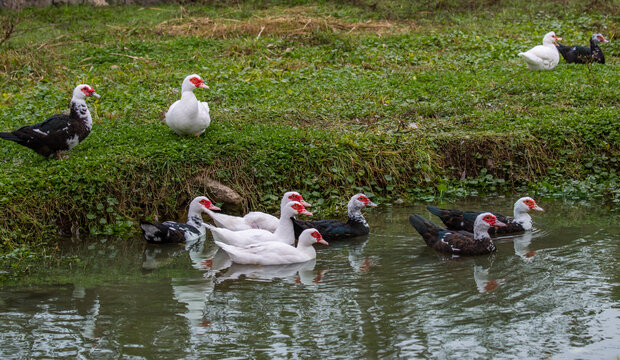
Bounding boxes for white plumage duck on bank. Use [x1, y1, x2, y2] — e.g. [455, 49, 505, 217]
[204, 191, 311, 232]
[214, 228, 329, 265]
[165, 74, 211, 136]
[518, 31, 562, 70]
[204, 201, 312, 247]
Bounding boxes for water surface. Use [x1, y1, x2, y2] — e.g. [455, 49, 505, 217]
[1, 198, 619, 359]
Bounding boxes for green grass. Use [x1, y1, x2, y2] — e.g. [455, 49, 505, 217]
[0, 1, 618, 278]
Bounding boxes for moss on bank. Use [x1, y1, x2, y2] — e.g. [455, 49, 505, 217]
[0, 1, 618, 277]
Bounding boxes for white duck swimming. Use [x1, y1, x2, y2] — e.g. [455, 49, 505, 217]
[214, 228, 328, 265]
[204, 191, 310, 232]
[518, 31, 562, 70]
[165, 74, 211, 136]
[205, 201, 312, 247]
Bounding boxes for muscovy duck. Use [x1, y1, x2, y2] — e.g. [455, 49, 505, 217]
[140, 196, 221, 244]
[518, 31, 562, 70]
[426, 197, 543, 235]
[292, 193, 377, 241]
[214, 228, 328, 265]
[409, 213, 506, 255]
[556, 33, 608, 64]
[0, 84, 100, 159]
[165, 74, 211, 136]
[204, 191, 310, 231]
[205, 201, 311, 247]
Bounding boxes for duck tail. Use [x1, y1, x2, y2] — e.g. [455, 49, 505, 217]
[0, 132, 20, 143]
[426, 205, 443, 218]
[409, 214, 441, 247]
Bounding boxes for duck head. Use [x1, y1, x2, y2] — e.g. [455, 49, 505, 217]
[515, 197, 544, 213]
[190, 196, 221, 213]
[72, 84, 100, 101]
[299, 228, 329, 246]
[182, 74, 209, 92]
[592, 33, 609, 44]
[284, 201, 313, 217]
[542, 31, 562, 46]
[349, 193, 377, 210]
[282, 191, 311, 207]
[474, 213, 506, 240]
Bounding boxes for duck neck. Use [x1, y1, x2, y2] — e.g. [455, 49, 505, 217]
[513, 206, 533, 230]
[473, 223, 492, 241]
[274, 211, 295, 244]
[347, 203, 368, 228]
[297, 240, 317, 259]
[69, 98, 92, 130]
[187, 210, 205, 233]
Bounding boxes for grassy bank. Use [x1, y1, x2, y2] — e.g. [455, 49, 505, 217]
[0, 1, 618, 277]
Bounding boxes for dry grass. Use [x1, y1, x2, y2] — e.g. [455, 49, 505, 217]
[157, 6, 415, 39]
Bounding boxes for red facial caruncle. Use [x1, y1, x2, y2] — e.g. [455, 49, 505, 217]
[189, 77, 208, 88]
[358, 195, 370, 205]
[311, 231, 321, 240]
[289, 193, 311, 207]
[199, 198, 220, 211]
[81, 86, 95, 97]
[523, 199, 537, 209]
[483, 214, 497, 226]
[597, 34, 608, 43]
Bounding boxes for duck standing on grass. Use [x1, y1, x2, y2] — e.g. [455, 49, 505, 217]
[518, 31, 562, 71]
[165, 74, 211, 137]
[556, 33, 608, 64]
[0, 84, 100, 159]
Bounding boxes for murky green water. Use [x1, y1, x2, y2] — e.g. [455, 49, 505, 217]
[1, 198, 619, 359]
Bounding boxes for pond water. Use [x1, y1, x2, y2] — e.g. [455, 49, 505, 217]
[0, 198, 619, 359]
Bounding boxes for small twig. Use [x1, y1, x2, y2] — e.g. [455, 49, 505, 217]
[110, 52, 157, 65]
[256, 26, 265, 40]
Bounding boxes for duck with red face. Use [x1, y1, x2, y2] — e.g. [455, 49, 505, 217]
[293, 193, 377, 241]
[427, 197, 544, 235]
[165, 74, 211, 137]
[556, 33, 609, 64]
[0, 84, 100, 159]
[140, 196, 221, 244]
[409, 212, 506, 256]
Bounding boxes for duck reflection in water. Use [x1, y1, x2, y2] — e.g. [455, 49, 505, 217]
[473, 261, 505, 293]
[213, 256, 327, 286]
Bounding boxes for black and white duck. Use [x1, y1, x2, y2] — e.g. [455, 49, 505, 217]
[140, 196, 221, 244]
[426, 197, 543, 235]
[0, 84, 100, 159]
[292, 193, 377, 241]
[557, 33, 608, 64]
[409, 213, 505, 256]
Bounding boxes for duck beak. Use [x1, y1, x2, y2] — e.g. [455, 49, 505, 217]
[91, 92, 101, 98]
[493, 220, 507, 227]
[318, 239, 329, 245]
[300, 209, 313, 216]
[199, 83, 209, 89]
[532, 205, 544, 212]
[300, 200, 312, 207]
[367, 201, 378, 207]
[209, 205, 221, 211]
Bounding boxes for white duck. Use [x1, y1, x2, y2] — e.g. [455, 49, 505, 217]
[204, 191, 310, 232]
[165, 74, 211, 136]
[205, 201, 312, 247]
[214, 228, 328, 265]
[518, 31, 562, 70]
